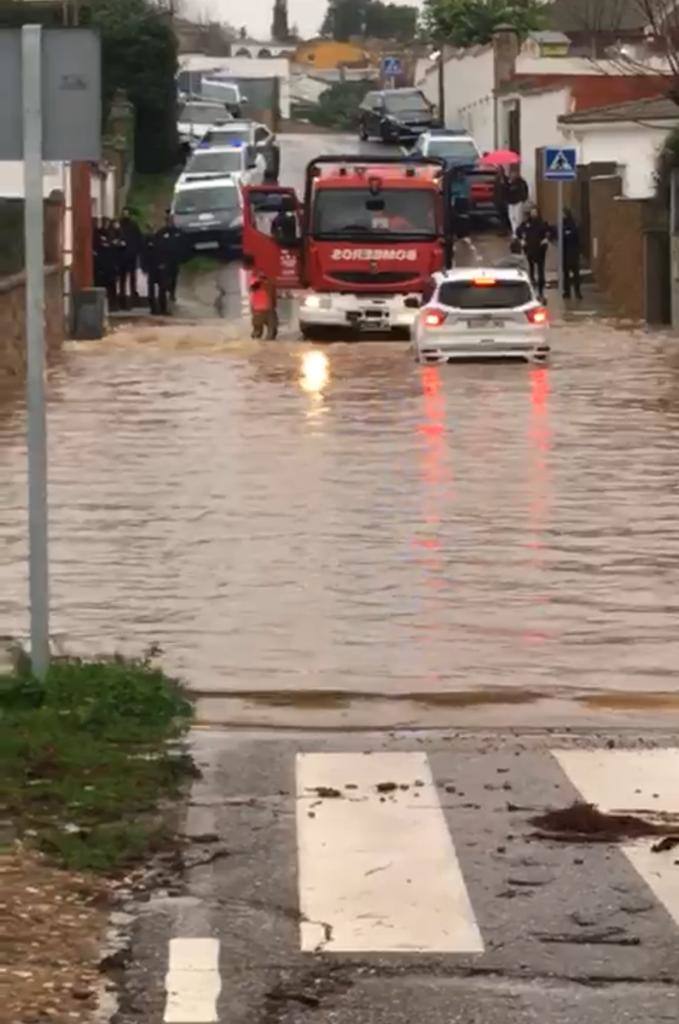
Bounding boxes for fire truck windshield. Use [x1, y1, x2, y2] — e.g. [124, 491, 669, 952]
[313, 188, 437, 240]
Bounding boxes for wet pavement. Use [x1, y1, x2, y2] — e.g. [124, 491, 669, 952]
[1, 134, 679, 730]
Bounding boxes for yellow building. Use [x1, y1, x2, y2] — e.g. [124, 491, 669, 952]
[293, 38, 373, 70]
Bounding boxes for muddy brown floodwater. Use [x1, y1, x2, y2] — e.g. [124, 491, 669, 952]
[2, 315, 679, 728]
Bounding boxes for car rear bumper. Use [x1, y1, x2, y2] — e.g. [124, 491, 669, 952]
[415, 331, 550, 363]
[299, 292, 418, 332]
[179, 227, 242, 250]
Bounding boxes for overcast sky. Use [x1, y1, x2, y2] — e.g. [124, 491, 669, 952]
[182, 0, 423, 39]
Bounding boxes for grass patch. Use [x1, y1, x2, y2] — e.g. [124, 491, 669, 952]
[125, 171, 178, 232]
[0, 651, 194, 874]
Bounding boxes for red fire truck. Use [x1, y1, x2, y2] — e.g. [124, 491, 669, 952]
[243, 155, 452, 338]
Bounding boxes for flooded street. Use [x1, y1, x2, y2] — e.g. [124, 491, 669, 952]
[3, 316, 679, 726]
[2, 136, 679, 727]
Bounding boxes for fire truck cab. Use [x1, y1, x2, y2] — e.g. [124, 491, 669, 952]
[243, 156, 452, 337]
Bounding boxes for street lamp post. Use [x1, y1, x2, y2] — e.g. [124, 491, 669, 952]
[429, 47, 446, 127]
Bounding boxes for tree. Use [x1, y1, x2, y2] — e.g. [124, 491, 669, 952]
[366, 2, 417, 39]
[422, 0, 544, 47]
[321, 0, 418, 41]
[85, 0, 179, 173]
[321, 0, 368, 39]
[271, 0, 291, 41]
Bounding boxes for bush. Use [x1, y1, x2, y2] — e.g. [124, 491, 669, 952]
[308, 80, 375, 130]
[0, 653, 194, 873]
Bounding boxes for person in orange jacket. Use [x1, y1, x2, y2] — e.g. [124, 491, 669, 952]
[249, 271, 278, 340]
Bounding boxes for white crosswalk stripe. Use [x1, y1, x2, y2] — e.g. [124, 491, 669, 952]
[553, 748, 679, 928]
[164, 938, 221, 1023]
[156, 743, 679, 1024]
[296, 751, 484, 954]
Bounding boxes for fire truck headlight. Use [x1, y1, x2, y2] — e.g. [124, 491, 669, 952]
[303, 295, 321, 309]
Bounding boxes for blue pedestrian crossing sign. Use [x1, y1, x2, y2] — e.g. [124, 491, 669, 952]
[544, 146, 577, 181]
[382, 56, 402, 77]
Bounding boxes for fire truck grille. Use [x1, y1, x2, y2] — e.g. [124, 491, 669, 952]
[331, 271, 418, 285]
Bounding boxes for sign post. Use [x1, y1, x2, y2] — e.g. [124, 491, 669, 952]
[544, 145, 577, 299]
[0, 26, 101, 679]
[22, 25, 50, 679]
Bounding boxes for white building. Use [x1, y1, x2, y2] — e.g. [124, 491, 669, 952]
[559, 95, 679, 199]
[230, 39, 291, 59]
[416, 30, 673, 199]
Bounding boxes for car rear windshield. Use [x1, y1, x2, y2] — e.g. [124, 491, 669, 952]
[203, 129, 250, 147]
[385, 92, 429, 114]
[187, 151, 243, 174]
[179, 104, 224, 125]
[174, 187, 240, 214]
[427, 139, 479, 162]
[438, 280, 533, 309]
[313, 188, 437, 238]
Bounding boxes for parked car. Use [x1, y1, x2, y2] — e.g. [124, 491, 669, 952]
[412, 267, 550, 363]
[177, 100, 232, 155]
[412, 129, 481, 168]
[179, 145, 266, 189]
[171, 176, 243, 255]
[358, 88, 439, 144]
[412, 129, 498, 218]
[199, 120, 280, 181]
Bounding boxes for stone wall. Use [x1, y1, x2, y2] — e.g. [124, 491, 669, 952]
[0, 267, 64, 380]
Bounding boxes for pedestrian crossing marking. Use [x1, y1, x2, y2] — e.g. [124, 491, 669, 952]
[164, 938, 221, 1023]
[553, 748, 679, 927]
[295, 752, 484, 954]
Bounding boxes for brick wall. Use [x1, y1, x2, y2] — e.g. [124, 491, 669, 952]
[0, 267, 64, 379]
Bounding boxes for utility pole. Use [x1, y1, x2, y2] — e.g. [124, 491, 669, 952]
[65, 0, 94, 291]
[438, 47, 445, 126]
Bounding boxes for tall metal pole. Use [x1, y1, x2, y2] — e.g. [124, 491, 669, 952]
[22, 25, 50, 680]
[438, 48, 445, 126]
[557, 178, 564, 300]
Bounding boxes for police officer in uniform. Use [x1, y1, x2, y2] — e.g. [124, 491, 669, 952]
[93, 217, 117, 310]
[156, 211, 184, 303]
[141, 230, 170, 316]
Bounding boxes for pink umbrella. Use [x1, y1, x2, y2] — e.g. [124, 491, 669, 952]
[480, 148, 521, 168]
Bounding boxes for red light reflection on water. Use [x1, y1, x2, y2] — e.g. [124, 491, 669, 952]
[413, 366, 454, 643]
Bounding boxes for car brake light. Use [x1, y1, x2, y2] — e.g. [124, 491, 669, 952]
[473, 277, 496, 287]
[423, 309, 447, 327]
[526, 306, 548, 325]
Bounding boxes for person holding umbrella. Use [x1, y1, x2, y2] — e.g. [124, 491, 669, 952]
[505, 165, 529, 239]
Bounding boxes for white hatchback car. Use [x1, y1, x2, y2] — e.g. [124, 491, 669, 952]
[413, 267, 550, 363]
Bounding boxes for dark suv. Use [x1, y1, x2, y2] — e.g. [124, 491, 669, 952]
[358, 88, 439, 144]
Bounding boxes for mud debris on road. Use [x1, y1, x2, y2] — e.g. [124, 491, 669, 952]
[530, 801, 679, 842]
